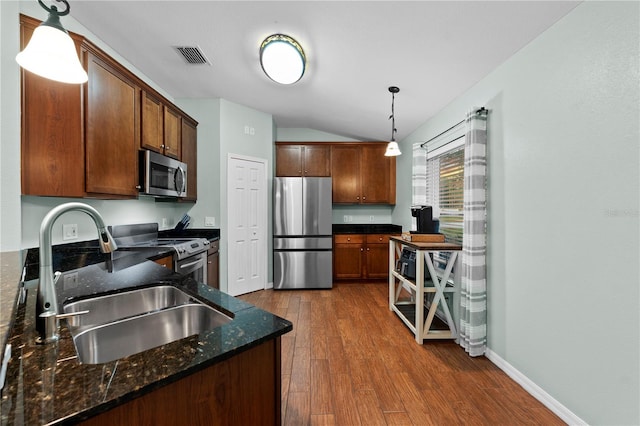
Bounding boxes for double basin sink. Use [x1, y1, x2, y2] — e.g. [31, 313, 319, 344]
[63, 285, 232, 364]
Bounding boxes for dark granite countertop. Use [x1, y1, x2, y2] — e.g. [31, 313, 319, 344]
[332, 223, 402, 234]
[0, 241, 291, 425]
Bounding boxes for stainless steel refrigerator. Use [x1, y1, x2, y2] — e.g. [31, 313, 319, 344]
[273, 177, 333, 289]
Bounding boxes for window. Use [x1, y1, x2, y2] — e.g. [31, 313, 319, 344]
[426, 143, 464, 245]
[424, 137, 465, 271]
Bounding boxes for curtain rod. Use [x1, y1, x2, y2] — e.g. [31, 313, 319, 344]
[419, 107, 487, 148]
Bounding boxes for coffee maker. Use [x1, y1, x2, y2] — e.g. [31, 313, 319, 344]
[411, 205, 438, 234]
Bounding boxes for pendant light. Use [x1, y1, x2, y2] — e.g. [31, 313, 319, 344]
[385, 86, 402, 156]
[260, 34, 306, 85]
[16, 0, 88, 84]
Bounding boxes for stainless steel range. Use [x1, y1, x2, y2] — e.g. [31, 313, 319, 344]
[110, 223, 210, 282]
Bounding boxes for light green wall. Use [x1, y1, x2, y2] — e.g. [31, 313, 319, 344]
[0, 1, 21, 251]
[175, 98, 221, 230]
[277, 128, 362, 142]
[219, 99, 274, 292]
[394, 2, 639, 424]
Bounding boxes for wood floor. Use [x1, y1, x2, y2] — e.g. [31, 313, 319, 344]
[239, 282, 564, 426]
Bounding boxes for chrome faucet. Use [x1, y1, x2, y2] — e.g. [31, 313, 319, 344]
[37, 202, 117, 343]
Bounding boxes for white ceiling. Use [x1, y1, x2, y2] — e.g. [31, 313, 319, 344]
[69, 1, 579, 141]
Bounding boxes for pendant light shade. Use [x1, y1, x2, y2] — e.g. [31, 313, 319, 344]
[385, 141, 402, 156]
[260, 34, 306, 85]
[384, 86, 402, 156]
[16, 0, 88, 84]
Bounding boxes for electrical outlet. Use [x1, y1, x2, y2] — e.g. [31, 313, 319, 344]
[63, 272, 78, 290]
[161, 218, 168, 228]
[370, 215, 375, 222]
[343, 215, 348, 223]
[348, 215, 353, 222]
[63, 224, 78, 240]
[205, 216, 216, 227]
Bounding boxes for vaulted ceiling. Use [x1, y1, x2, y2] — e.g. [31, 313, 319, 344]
[69, 1, 579, 141]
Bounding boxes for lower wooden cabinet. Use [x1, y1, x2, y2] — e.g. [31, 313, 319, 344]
[334, 234, 365, 279]
[80, 338, 282, 426]
[333, 234, 398, 280]
[154, 255, 173, 270]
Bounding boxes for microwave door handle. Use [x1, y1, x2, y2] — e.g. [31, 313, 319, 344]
[175, 166, 186, 195]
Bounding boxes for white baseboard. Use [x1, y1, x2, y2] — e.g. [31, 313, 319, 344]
[485, 348, 587, 426]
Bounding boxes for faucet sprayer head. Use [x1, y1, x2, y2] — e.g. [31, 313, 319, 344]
[98, 229, 118, 253]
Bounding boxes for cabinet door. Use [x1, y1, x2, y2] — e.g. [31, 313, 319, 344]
[276, 145, 303, 176]
[163, 106, 182, 159]
[154, 255, 174, 270]
[361, 145, 396, 204]
[141, 91, 164, 153]
[364, 235, 390, 279]
[333, 235, 364, 279]
[20, 16, 85, 197]
[85, 50, 140, 197]
[207, 251, 219, 289]
[181, 118, 198, 201]
[303, 145, 331, 176]
[331, 146, 361, 203]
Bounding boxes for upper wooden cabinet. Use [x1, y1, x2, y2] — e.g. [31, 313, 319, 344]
[330, 145, 361, 203]
[141, 94, 184, 160]
[163, 106, 182, 160]
[331, 143, 396, 204]
[141, 91, 164, 153]
[84, 46, 140, 197]
[20, 16, 85, 197]
[275, 143, 331, 177]
[181, 118, 198, 201]
[19, 14, 197, 199]
[274, 142, 396, 204]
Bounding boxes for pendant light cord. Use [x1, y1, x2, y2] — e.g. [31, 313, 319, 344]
[389, 89, 398, 142]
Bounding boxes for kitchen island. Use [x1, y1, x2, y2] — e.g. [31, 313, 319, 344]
[0, 246, 292, 425]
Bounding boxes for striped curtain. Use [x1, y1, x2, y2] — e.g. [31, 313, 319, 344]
[459, 108, 488, 356]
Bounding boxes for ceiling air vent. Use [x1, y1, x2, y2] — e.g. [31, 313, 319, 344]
[173, 46, 211, 65]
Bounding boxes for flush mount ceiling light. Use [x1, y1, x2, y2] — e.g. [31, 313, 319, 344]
[385, 86, 402, 157]
[16, 0, 88, 84]
[260, 34, 306, 85]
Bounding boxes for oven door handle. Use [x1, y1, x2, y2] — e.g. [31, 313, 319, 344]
[178, 258, 205, 270]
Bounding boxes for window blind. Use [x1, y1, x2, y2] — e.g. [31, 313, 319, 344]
[426, 145, 464, 245]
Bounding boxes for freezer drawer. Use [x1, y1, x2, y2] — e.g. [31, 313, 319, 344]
[274, 237, 332, 250]
[274, 250, 333, 289]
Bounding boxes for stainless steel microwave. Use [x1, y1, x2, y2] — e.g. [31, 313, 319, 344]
[139, 150, 187, 197]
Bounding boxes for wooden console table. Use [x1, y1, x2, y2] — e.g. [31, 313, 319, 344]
[388, 236, 462, 344]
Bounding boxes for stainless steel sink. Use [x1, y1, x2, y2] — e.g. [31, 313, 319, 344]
[71, 304, 232, 364]
[63, 285, 194, 329]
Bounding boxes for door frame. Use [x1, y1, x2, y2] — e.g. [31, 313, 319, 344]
[226, 153, 268, 296]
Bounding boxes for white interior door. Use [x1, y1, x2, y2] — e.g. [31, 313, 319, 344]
[227, 154, 267, 296]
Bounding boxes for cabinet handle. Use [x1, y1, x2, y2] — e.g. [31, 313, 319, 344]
[347, 238, 351, 241]
[161, 144, 165, 148]
[360, 248, 364, 251]
[356, 196, 360, 200]
[363, 196, 366, 200]
[367, 248, 370, 251]
[135, 185, 142, 190]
